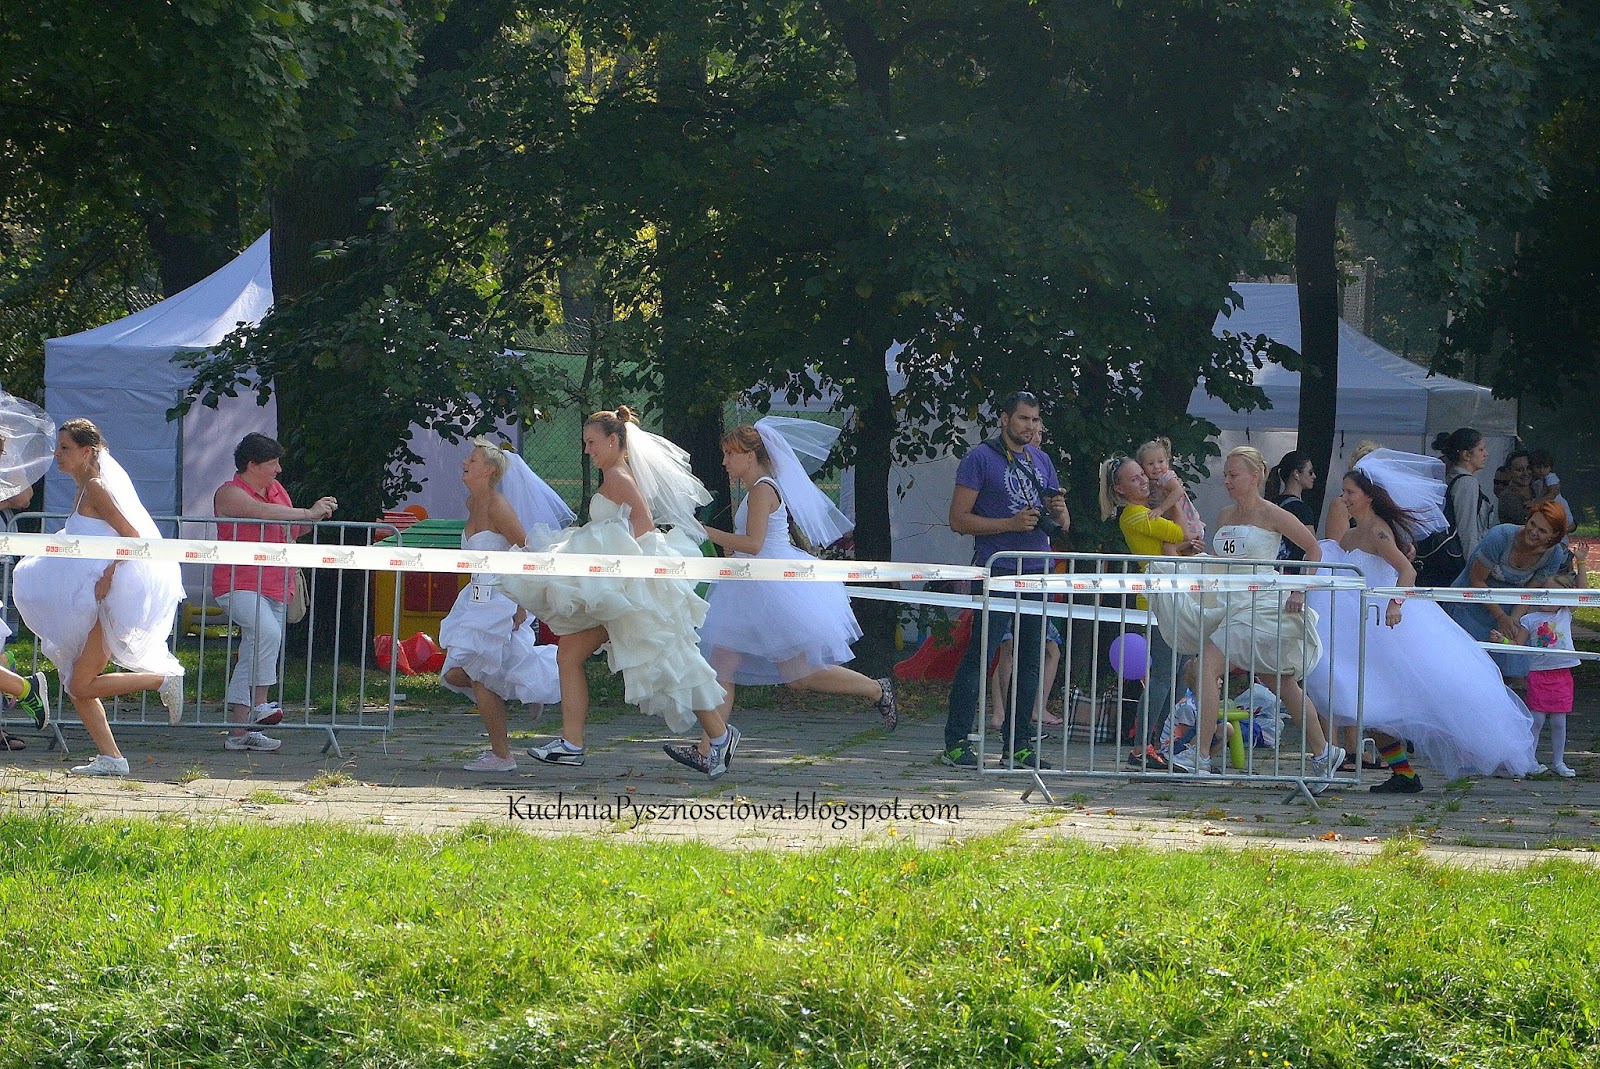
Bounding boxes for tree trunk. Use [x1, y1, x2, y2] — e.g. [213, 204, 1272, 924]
[654, 21, 730, 526]
[848, 339, 898, 675]
[1294, 191, 1340, 520]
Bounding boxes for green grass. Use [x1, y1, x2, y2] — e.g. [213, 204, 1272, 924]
[2, 816, 1598, 1067]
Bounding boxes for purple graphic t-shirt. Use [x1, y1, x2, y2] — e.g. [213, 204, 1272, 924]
[955, 441, 1058, 572]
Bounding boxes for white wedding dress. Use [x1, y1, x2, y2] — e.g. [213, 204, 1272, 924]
[698, 477, 861, 685]
[1146, 524, 1323, 679]
[438, 529, 561, 707]
[14, 512, 185, 678]
[1306, 541, 1537, 778]
[500, 495, 724, 734]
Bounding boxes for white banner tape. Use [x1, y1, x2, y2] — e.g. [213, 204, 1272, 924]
[0, 531, 982, 585]
[1372, 586, 1600, 607]
[992, 572, 1368, 595]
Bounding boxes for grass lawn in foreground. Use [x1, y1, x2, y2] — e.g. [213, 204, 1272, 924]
[1, 816, 1596, 1067]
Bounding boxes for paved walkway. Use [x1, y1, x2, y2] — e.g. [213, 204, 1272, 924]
[2, 684, 1597, 866]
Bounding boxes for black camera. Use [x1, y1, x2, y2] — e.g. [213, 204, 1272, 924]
[1036, 488, 1065, 541]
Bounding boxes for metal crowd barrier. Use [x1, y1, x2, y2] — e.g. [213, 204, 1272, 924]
[1, 513, 407, 757]
[975, 550, 1371, 805]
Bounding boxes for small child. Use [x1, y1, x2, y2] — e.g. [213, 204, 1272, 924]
[1496, 546, 1588, 777]
[1137, 438, 1204, 542]
[1527, 448, 1574, 533]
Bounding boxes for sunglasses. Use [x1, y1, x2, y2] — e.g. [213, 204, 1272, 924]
[1001, 390, 1038, 413]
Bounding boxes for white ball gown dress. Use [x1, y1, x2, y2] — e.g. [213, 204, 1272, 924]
[14, 497, 185, 681]
[438, 529, 561, 707]
[1146, 523, 1323, 679]
[500, 495, 724, 735]
[698, 477, 861, 685]
[1305, 541, 1537, 779]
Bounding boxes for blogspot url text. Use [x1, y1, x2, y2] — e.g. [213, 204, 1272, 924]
[506, 791, 960, 830]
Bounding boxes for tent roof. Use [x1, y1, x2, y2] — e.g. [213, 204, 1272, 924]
[45, 231, 272, 390]
[1189, 282, 1515, 436]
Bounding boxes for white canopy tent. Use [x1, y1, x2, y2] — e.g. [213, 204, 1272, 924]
[44, 232, 277, 523]
[1187, 283, 1517, 525]
[44, 232, 506, 534]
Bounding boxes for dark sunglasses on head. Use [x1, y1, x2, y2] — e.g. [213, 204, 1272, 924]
[1001, 390, 1038, 414]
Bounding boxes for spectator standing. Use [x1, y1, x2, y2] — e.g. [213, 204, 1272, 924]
[213, 434, 337, 752]
[940, 390, 1069, 770]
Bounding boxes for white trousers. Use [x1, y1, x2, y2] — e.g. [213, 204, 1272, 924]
[217, 591, 288, 709]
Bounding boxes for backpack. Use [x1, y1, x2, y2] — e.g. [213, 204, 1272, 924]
[1413, 473, 1470, 586]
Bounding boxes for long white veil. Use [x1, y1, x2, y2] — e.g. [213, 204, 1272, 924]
[755, 417, 852, 547]
[623, 422, 711, 541]
[475, 436, 575, 535]
[0, 393, 56, 498]
[1353, 447, 1449, 537]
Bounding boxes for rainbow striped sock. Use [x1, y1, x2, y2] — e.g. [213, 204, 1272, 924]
[1380, 740, 1415, 778]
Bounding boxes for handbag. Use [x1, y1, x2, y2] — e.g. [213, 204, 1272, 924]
[286, 568, 309, 624]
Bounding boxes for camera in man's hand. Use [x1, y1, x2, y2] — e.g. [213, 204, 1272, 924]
[1035, 489, 1067, 542]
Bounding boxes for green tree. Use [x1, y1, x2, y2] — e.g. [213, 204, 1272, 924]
[1230, 0, 1554, 515]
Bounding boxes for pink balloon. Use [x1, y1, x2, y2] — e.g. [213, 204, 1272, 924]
[1108, 632, 1149, 681]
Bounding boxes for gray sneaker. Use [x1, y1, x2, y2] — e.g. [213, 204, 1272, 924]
[706, 725, 742, 779]
[1309, 744, 1347, 780]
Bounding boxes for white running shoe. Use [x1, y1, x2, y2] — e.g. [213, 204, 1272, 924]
[224, 731, 283, 752]
[159, 673, 185, 726]
[249, 701, 284, 726]
[463, 750, 518, 773]
[71, 754, 130, 776]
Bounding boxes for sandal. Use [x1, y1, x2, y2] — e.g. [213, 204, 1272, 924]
[0, 729, 25, 751]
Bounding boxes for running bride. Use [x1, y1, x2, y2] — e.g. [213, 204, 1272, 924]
[12, 419, 185, 775]
[446, 437, 573, 773]
[676, 419, 897, 772]
[1306, 452, 1538, 791]
[499, 407, 735, 776]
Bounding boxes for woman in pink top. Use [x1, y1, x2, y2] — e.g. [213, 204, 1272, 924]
[212, 434, 337, 752]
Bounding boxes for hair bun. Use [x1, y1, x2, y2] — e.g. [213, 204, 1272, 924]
[615, 405, 635, 424]
[1431, 431, 1450, 452]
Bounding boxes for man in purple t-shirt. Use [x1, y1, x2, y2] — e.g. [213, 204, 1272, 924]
[941, 391, 1070, 770]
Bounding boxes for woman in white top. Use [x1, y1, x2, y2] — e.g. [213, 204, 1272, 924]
[445, 438, 572, 773]
[12, 419, 185, 776]
[677, 422, 896, 771]
[1148, 446, 1341, 778]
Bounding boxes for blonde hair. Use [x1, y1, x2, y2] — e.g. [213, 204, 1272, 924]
[1546, 569, 1579, 590]
[1350, 440, 1381, 464]
[470, 436, 510, 480]
[1098, 456, 1134, 521]
[720, 425, 772, 471]
[1135, 438, 1172, 466]
[1225, 445, 1267, 487]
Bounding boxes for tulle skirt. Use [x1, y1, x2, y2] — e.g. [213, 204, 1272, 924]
[13, 554, 185, 678]
[500, 517, 723, 734]
[439, 583, 561, 706]
[1145, 559, 1323, 679]
[1305, 542, 1537, 778]
[699, 559, 862, 686]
